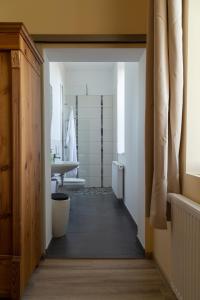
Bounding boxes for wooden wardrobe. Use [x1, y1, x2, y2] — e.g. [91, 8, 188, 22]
[0, 23, 43, 299]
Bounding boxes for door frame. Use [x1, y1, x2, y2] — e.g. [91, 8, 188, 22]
[32, 34, 146, 44]
[35, 35, 153, 257]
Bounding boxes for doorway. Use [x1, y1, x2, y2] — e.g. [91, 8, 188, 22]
[42, 47, 146, 258]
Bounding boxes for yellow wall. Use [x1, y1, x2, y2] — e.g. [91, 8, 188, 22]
[153, 223, 172, 282]
[0, 0, 147, 34]
[153, 0, 200, 285]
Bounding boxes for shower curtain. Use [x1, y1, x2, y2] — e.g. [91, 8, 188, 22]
[66, 107, 77, 177]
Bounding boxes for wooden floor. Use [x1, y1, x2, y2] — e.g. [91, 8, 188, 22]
[23, 259, 176, 300]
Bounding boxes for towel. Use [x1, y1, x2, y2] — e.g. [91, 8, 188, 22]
[65, 107, 78, 177]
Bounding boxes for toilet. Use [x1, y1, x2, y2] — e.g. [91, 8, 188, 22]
[63, 178, 86, 189]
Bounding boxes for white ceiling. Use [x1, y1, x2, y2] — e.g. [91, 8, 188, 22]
[45, 48, 145, 63]
[61, 62, 115, 71]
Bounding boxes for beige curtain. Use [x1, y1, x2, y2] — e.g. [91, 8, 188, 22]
[145, 0, 184, 229]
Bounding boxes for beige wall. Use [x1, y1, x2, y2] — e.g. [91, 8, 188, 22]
[153, 0, 200, 285]
[0, 0, 147, 34]
[153, 223, 172, 283]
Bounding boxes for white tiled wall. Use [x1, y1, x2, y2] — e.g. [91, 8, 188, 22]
[78, 95, 101, 187]
[64, 95, 113, 187]
[79, 141, 101, 155]
[78, 153, 101, 165]
[103, 96, 113, 187]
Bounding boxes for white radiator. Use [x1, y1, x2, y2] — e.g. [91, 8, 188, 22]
[112, 161, 124, 199]
[169, 193, 200, 300]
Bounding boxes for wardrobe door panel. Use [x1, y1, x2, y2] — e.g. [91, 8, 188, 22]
[0, 258, 12, 297]
[0, 52, 12, 255]
[0, 219, 12, 254]
[0, 170, 12, 214]
[0, 51, 12, 296]
[0, 53, 12, 166]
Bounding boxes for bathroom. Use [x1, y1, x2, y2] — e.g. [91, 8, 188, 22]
[50, 62, 115, 188]
[44, 48, 146, 258]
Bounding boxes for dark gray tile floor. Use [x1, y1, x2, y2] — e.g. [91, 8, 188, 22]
[46, 187, 145, 259]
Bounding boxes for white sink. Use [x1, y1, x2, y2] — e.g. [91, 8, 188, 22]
[51, 161, 79, 176]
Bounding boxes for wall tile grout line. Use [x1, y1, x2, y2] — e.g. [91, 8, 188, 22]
[76, 95, 79, 178]
[101, 95, 103, 188]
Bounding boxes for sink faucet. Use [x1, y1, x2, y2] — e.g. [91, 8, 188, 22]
[53, 153, 61, 162]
